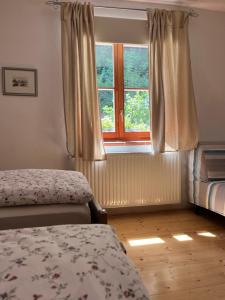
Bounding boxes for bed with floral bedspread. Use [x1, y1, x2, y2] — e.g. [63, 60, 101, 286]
[0, 224, 149, 300]
[0, 169, 107, 228]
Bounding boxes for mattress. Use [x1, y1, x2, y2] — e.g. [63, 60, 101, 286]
[0, 203, 91, 230]
[0, 224, 149, 300]
[197, 180, 225, 216]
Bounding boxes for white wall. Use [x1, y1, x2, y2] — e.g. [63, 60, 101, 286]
[0, 0, 71, 170]
[189, 10, 225, 141]
[0, 0, 225, 170]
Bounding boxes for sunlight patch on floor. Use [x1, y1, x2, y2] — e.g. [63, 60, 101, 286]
[173, 234, 193, 241]
[197, 231, 216, 237]
[128, 237, 165, 246]
[127, 231, 217, 247]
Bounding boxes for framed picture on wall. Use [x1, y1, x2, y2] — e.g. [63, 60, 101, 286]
[2, 67, 38, 96]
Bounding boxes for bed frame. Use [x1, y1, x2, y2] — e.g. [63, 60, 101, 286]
[0, 199, 107, 230]
[89, 198, 107, 224]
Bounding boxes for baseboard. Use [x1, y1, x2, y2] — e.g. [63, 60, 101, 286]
[106, 202, 191, 215]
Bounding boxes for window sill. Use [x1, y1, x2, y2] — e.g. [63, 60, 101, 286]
[104, 141, 152, 154]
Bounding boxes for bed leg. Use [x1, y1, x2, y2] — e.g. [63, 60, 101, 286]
[89, 199, 108, 224]
[194, 205, 201, 215]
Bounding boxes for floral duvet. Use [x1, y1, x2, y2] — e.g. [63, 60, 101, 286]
[0, 224, 149, 300]
[0, 169, 94, 207]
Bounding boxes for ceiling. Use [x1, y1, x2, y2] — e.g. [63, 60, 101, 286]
[94, 0, 225, 13]
[136, 0, 225, 12]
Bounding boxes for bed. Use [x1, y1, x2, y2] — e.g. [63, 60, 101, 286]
[189, 142, 225, 216]
[0, 224, 149, 300]
[0, 169, 107, 230]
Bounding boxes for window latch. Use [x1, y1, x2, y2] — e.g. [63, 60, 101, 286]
[120, 109, 124, 121]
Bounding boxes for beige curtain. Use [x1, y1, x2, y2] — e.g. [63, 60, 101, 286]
[61, 2, 105, 161]
[148, 10, 198, 154]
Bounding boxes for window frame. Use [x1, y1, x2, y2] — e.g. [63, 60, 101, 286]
[97, 43, 150, 142]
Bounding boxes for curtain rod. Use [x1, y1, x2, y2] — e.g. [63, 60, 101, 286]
[46, 1, 199, 17]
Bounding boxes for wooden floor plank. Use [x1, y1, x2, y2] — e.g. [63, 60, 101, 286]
[108, 210, 225, 299]
[151, 283, 225, 300]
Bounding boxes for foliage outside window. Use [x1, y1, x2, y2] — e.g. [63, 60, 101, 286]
[96, 43, 150, 141]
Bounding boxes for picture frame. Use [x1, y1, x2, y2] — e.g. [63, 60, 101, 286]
[2, 67, 38, 96]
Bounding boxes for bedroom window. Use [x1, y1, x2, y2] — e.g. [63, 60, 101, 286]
[96, 43, 150, 141]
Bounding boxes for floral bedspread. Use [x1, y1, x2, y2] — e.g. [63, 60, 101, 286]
[0, 224, 149, 300]
[0, 169, 94, 207]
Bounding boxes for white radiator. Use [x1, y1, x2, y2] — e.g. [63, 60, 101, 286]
[76, 152, 181, 208]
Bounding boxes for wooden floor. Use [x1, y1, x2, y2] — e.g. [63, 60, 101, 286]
[108, 209, 225, 300]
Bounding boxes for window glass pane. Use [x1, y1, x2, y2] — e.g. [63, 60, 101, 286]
[96, 44, 114, 88]
[98, 89, 115, 132]
[124, 45, 149, 88]
[124, 90, 150, 132]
